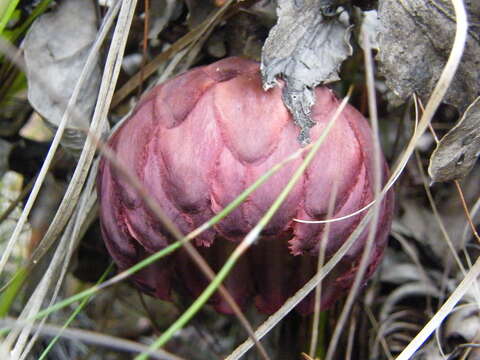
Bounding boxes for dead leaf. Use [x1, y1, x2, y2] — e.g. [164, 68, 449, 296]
[23, 0, 101, 154]
[261, 0, 353, 143]
[428, 97, 480, 182]
[377, 0, 480, 110]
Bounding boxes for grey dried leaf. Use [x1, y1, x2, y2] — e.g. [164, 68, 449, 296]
[428, 97, 480, 182]
[377, 0, 480, 110]
[23, 0, 100, 154]
[261, 0, 353, 143]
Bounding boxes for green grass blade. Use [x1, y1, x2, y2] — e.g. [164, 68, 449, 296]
[4, 0, 52, 42]
[0, 0, 19, 35]
[0, 266, 27, 317]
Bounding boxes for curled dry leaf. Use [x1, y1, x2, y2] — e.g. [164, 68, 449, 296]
[23, 0, 101, 154]
[261, 0, 352, 143]
[377, 0, 480, 110]
[429, 97, 480, 182]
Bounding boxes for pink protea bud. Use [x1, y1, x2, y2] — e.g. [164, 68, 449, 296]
[97, 57, 394, 315]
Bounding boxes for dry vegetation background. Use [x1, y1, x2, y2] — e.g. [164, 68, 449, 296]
[0, 0, 479, 359]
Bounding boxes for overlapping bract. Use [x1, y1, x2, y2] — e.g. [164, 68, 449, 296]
[97, 57, 394, 314]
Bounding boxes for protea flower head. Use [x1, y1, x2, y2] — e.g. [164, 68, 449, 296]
[97, 57, 394, 315]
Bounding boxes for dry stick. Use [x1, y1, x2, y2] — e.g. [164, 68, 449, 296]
[462, 197, 480, 244]
[138, 0, 150, 96]
[93, 136, 270, 360]
[324, 31, 384, 360]
[454, 181, 480, 243]
[0, 318, 183, 360]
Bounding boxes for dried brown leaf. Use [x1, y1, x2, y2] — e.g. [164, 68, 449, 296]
[429, 97, 480, 182]
[23, 0, 101, 154]
[378, 0, 480, 110]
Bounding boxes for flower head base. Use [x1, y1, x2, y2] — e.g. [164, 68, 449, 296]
[97, 57, 394, 314]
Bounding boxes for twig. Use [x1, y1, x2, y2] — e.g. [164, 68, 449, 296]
[0, 317, 183, 360]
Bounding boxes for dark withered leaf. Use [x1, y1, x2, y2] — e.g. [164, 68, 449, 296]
[261, 0, 353, 144]
[428, 97, 480, 182]
[377, 0, 480, 111]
